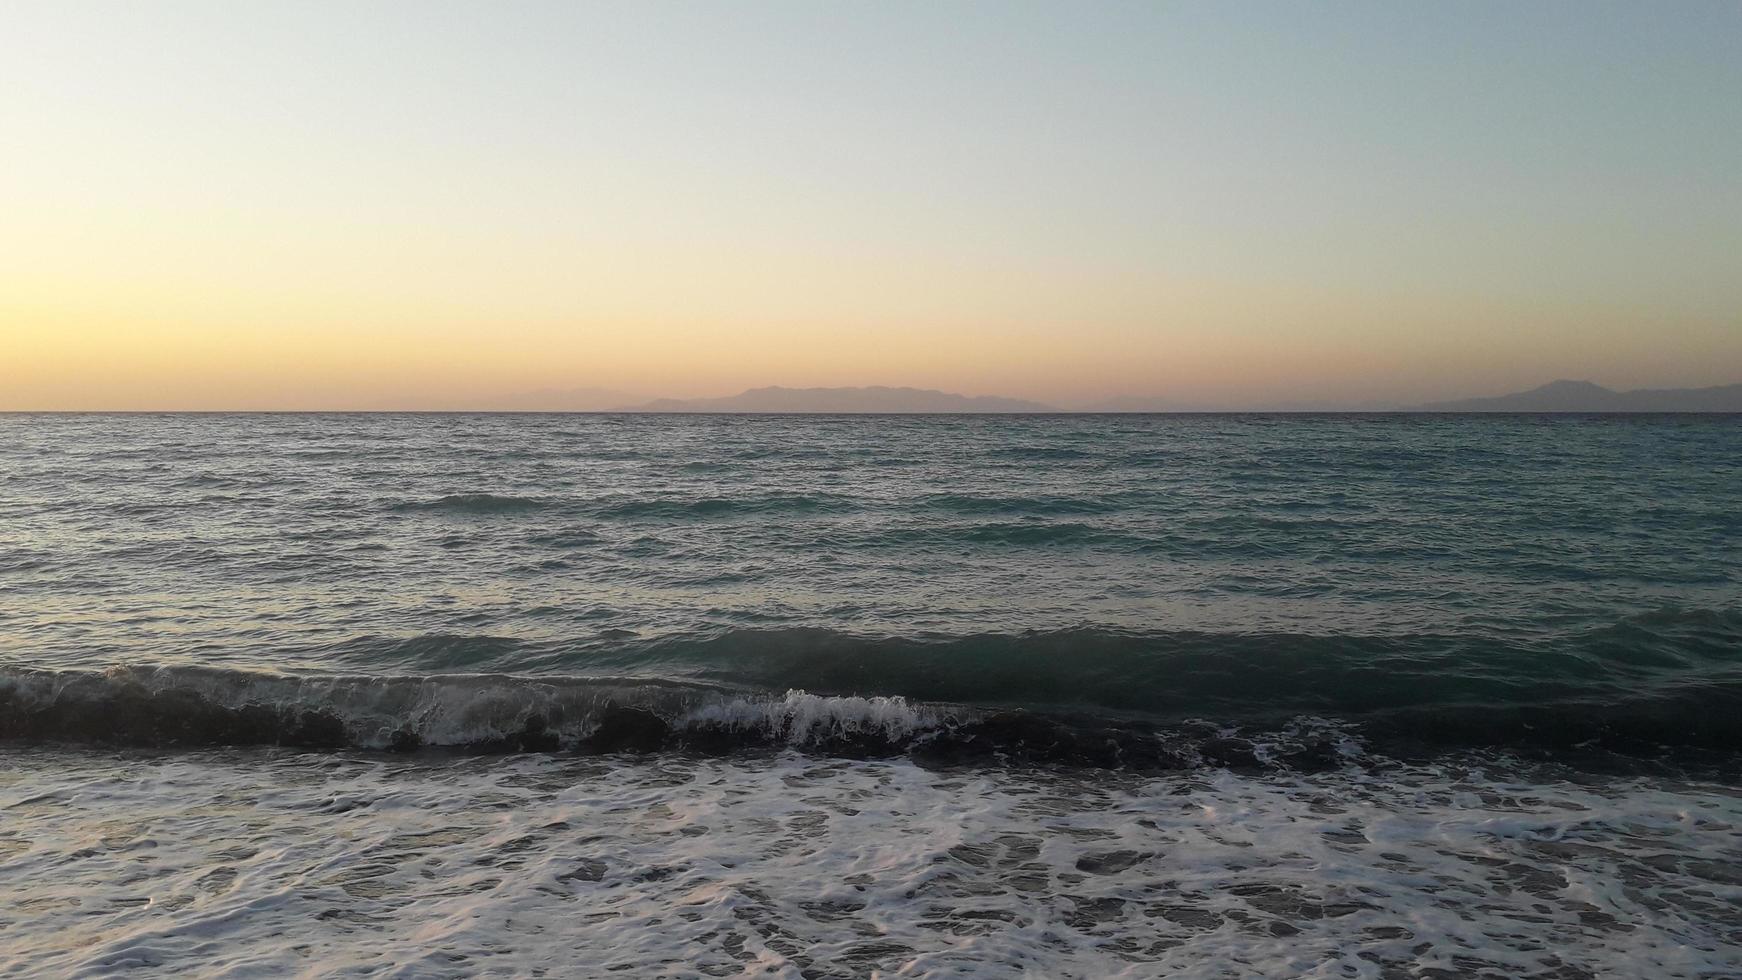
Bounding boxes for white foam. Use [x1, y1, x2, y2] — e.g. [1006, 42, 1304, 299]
[680, 688, 941, 743]
[1, 748, 1738, 978]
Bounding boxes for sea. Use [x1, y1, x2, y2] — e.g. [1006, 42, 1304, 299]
[1, 412, 1739, 978]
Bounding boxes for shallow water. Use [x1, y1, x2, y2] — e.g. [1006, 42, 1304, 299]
[2, 747, 1738, 978]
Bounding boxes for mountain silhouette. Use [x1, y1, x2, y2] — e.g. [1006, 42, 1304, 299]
[1413, 380, 1742, 412]
[485, 380, 1742, 413]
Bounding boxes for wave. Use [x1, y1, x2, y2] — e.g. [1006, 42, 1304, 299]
[604, 613, 1742, 721]
[990, 445, 1095, 461]
[390, 493, 552, 515]
[593, 494, 854, 520]
[914, 493, 1130, 516]
[947, 521, 1112, 545]
[4, 609, 1742, 765]
[0, 664, 1359, 768]
[392, 492, 860, 521]
[261, 610, 1742, 723]
[833, 522, 1115, 547]
[385, 491, 1172, 524]
[0, 666, 936, 752]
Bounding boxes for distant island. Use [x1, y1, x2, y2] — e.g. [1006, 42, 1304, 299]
[465, 380, 1742, 413]
[1409, 380, 1742, 413]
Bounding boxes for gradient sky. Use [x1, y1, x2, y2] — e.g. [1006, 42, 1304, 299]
[4, 1, 1739, 409]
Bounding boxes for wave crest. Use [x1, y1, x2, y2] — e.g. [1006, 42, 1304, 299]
[0, 665, 1349, 768]
[4, 655, 1739, 771]
[683, 689, 939, 745]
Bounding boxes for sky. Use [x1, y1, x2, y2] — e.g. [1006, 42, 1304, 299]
[3, 1, 1739, 410]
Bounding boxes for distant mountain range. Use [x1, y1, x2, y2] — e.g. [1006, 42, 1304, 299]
[616, 386, 1057, 413]
[1410, 380, 1742, 412]
[471, 380, 1742, 413]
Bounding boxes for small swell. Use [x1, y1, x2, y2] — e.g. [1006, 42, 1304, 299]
[594, 494, 853, 520]
[867, 522, 1129, 547]
[955, 521, 1109, 545]
[916, 494, 1126, 516]
[391, 493, 551, 515]
[990, 446, 1095, 461]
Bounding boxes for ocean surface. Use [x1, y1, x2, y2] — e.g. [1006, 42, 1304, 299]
[2, 412, 1740, 977]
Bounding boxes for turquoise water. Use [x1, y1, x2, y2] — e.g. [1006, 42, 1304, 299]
[2, 412, 1737, 759]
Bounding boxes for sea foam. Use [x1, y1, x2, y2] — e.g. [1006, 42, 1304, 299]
[2, 747, 1737, 978]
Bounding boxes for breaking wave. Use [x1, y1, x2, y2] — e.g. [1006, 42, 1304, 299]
[2, 646, 1738, 771]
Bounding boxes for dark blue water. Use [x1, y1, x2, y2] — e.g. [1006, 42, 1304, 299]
[3, 412, 1739, 761]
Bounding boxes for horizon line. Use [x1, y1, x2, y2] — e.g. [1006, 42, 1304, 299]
[7, 409, 1740, 416]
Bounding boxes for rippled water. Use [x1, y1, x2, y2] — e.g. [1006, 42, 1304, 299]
[3, 413, 1739, 751]
[2, 413, 1739, 975]
[5, 414, 1738, 658]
